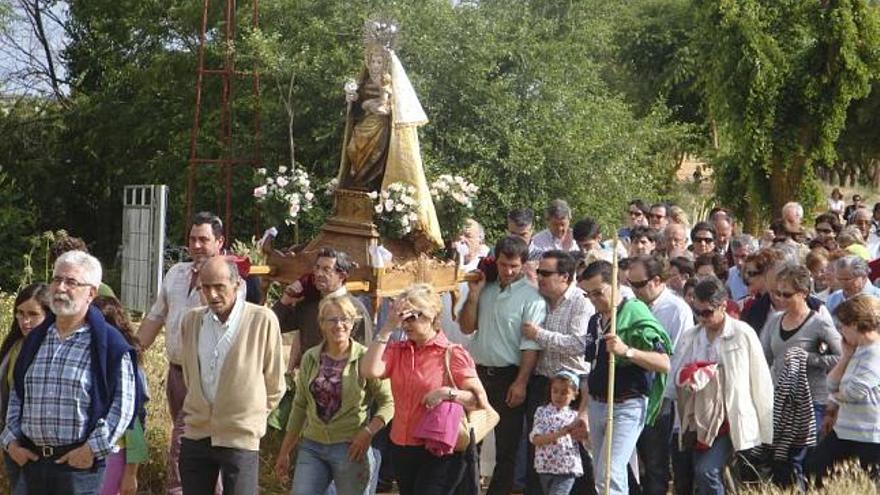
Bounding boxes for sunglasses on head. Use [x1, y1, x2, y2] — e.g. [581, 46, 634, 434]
[694, 307, 718, 318]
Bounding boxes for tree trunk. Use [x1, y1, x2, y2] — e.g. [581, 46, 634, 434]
[872, 159, 880, 189]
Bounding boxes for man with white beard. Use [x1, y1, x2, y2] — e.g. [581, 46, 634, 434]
[2, 250, 141, 494]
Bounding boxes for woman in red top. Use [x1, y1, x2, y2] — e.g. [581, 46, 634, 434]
[361, 283, 490, 495]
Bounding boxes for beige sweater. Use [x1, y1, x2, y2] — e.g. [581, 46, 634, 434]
[180, 302, 286, 450]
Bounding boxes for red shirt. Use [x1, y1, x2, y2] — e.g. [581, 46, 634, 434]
[382, 331, 477, 446]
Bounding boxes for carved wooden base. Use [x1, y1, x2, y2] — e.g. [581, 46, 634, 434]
[263, 188, 461, 314]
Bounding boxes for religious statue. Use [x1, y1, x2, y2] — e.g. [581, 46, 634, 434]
[337, 19, 443, 250]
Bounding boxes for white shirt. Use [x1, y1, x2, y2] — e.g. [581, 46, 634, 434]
[198, 293, 246, 404]
[531, 229, 579, 255]
[146, 261, 246, 365]
[648, 288, 694, 350]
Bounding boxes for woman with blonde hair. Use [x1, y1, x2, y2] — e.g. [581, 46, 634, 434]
[275, 295, 394, 495]
[668, 205, 690, 229]
[361, 283, 492, 495]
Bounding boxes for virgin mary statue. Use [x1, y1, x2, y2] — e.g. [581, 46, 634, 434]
[337, 20, 443, 250]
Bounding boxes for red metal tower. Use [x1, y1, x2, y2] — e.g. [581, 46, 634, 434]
[185, 0, 262, 241]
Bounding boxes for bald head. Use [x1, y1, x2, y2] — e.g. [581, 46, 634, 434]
[199, 256, 241, 319]
[852, 207, 873, 239]
[664, 223, 688, 257]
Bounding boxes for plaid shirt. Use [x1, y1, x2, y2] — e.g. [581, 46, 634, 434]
[1, 324, 136, 459]
[533, 283, 593, 377]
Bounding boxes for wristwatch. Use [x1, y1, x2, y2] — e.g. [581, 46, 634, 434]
[447, 388, 457, 401]
[624, 347, 636, 359]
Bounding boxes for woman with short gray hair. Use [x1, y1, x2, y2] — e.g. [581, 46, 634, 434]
[668, 277, 773, 494]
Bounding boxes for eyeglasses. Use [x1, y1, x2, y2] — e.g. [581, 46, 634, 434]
[772, 290, 798, 299]
[693, 237, 714, 244]
[399, 311, 424, 323]
[628, 279, 650, 289]
[50, 276, 91, 289]
[694, 307, 718, 318]
[536, 269, 561, 278]
[323, 316, 355, 326]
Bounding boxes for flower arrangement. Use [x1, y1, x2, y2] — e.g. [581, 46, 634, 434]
[430, 174, 479, 242]
[253, 166, 315, 226]
[369, 182, 419, 239]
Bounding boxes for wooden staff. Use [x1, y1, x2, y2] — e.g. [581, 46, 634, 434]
[604, 232, 620, 495]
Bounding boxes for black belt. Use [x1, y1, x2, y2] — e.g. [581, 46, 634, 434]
[20, 436, 83, 460]
[590, 391, 643, 404]
[476, 365, 518, 377]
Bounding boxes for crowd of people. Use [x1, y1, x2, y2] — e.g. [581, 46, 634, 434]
[3, 193, 880, 494]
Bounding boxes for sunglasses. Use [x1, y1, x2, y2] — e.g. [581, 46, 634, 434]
[628, 279, 650, 289]
[694, 307, 718, 318]
[693, 237, 714, 244]
[536, 269, 561, 278]
[399, 311, 424, 323]
[745, 270, 763, 279]
[772, 290, 798, 299]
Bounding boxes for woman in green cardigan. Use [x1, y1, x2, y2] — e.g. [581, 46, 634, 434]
[274, 295, 394, 495]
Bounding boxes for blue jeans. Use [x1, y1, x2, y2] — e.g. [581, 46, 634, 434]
[23, 457, 106, 495]
[3, 453, 26, 495]
[693, 435, 732, 495]
[813, 402, 826, 443]
[539, 473, 576, 495]
[588, 396, 647, 495]
[291, 438, 376, 495]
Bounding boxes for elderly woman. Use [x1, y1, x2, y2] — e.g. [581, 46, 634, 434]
[826, 255, 880, 315]
[360, 283, 491, 495]
[274, 295, 394, 495]
[669, 277, 773, 495]
[808, 295, 880, 486]
[760, 264, 841, 487]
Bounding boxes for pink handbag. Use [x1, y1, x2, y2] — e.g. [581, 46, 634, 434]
[413, 396, 466, 457]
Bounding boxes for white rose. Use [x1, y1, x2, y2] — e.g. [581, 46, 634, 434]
[374, 204, 384, 214]
[368, 191, 379, 200]
[266, 177, 274, 185]
[395, 203, 404, 212]
[304, 191, 314, 201]
[257, 168, 267, 175]
[278, 166, 288, 174]
[276, 177, 290, 187]
[381, 191, 390, 200]
[408, 212, 418, 221]
[253, 185, 268, 199]
[384, 199, 394, 211]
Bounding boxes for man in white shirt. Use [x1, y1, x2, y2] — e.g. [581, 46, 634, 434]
[532, 199, 579, 255]
[138, 211, 234, 495]
[626, 254, 693, 495]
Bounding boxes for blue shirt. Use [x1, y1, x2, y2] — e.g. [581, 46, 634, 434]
[1, 324, 136, 458]
[727, 266, 749, 302]
[468, 277, 546, 367]
[826, 282, 880, 316]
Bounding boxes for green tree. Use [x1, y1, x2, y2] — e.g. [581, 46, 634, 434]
[692, 0, 880, 227]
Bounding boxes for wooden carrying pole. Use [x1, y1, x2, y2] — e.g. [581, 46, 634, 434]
[604, 233, 620, 495]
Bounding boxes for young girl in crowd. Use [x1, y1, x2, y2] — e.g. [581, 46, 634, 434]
[0, 283, 50, 495]
[529, 370, 583, 495]
[93, 296, 149, 495]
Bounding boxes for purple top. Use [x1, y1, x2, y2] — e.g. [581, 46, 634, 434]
[310, 353, 347, 423]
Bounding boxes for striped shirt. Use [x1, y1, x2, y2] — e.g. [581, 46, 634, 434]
[0, 324, 136, 459]
[532, 283, 592, 377]
[829, 341, 880, 443]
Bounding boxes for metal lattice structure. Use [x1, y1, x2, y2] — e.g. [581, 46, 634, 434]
[185, 0, 261, 241]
